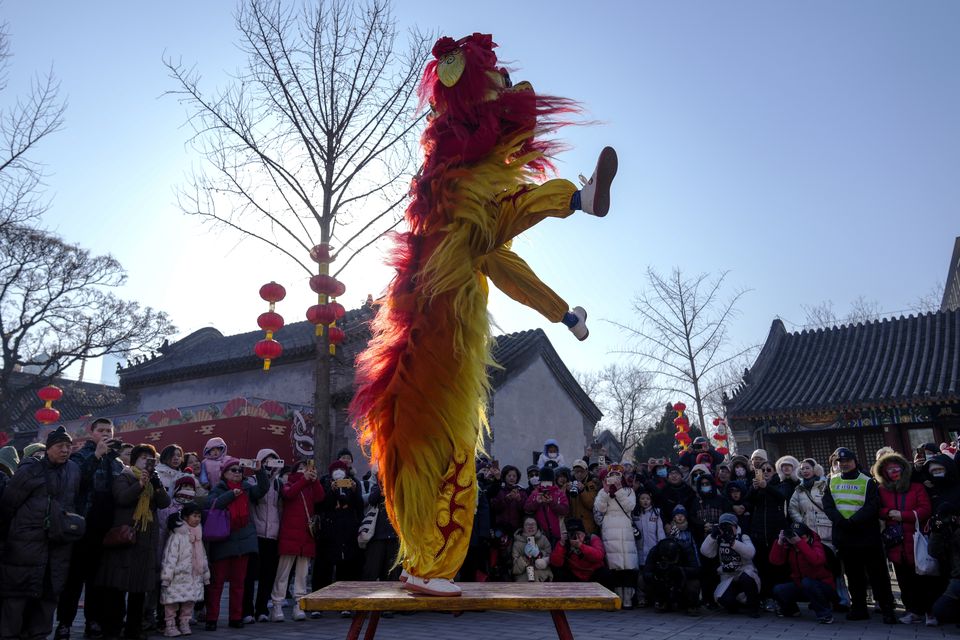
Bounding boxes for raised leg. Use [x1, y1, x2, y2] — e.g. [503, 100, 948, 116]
[549, 610, 574, 640]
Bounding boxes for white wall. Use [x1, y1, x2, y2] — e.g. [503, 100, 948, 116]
[488, 356, 589, 471]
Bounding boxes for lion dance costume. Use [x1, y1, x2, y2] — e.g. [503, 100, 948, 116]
[350, 33, 617, 596]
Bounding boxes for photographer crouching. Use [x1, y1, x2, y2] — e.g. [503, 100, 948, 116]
[642, 538, 701, 615]
[700, 513, 760, 617]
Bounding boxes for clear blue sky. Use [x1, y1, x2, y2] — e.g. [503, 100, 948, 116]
[5, 1, 959, 382]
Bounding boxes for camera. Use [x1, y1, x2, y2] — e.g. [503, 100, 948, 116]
[107, 439, 123, 451]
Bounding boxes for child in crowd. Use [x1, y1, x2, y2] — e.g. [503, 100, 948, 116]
[200, 437, 227, 490]
[161, 505, 210, 637]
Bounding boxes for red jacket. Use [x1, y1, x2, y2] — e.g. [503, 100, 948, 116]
[524, 485, 569, 542]
[277, 472, 325, 557]
[878, 482, 931, 566]
[550, 535, 605, 581]
[769, 531, 835, 589]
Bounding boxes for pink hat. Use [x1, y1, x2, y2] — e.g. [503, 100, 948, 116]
[220, 455, 241, 471]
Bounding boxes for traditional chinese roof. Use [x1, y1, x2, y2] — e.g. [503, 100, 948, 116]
[726, 309, 960, 419]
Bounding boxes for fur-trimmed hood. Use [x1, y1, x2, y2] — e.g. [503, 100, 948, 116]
[872, 452, 912, 493]
[776, 456, 801, 483]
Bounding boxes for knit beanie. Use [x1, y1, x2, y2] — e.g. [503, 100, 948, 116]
[23, 443, 46, 458]
[45, 426, 72, 448]
[0, 446, 20, 476]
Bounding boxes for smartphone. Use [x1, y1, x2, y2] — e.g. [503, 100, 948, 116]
[754, 468, 763, 481]
[598, 455, 606, 466]
[266, 458, 285, 469]
[238, 458, 257, 469]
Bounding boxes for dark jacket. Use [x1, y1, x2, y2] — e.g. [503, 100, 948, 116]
[643, 537, 699, 585]
[1, 457, 80, 599]
[367, 483, 397, 541]
[490, 482, 527, 533]
[656, 481, 699, 529]
[928, 516, 960, 579]
[96, 469, 171, 593]
[207, 469, 269, 562]
[924, 455, 960, 512]
[318, 475, 364, 562]
[822, 469, 882, 548]
[747, 475, 786, 545]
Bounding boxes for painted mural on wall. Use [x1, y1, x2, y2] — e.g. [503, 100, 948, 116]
[39, 397, 316, 459]
[763, 404, 946, 434]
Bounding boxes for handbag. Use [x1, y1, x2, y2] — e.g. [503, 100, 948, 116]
[44, 477, 86, 544]
[881, 493, 906, 549]
[102, 524, 136, 547]
[203, 506, 231, 542]
[357, 505, 378, 549]
[913, 512, 940, 576]
[301, 493, 322, 539]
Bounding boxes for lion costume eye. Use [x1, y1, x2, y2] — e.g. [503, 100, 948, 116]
[438, 50, 465, 87]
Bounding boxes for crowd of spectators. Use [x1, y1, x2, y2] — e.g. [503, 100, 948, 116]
[0, 421, 958, 640]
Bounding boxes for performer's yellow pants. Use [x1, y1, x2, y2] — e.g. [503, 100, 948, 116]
[480, 178, 578, 323]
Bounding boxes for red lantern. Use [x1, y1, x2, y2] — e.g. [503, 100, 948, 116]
[716, 446, 730, 456]
[35, 406, 60, 425]
[673, 402, 687, 413]
[309, 274, 346, 297]
[712, 417, 720, 426]
[328, 326, 345, 345]
[37, 385, 63, 403]
[259, 281, 286, 304]
[310, 244, 334, 264]
[255, 339, 283, 371]
[306, 304, 337, 326]
[330, 301, 345, 320]
[257, 311, 284, 333]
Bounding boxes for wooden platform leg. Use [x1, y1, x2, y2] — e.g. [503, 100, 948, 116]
[346, 612, 368, 640]
[363, 612, 381, 640]
[550, 610, 574, 640]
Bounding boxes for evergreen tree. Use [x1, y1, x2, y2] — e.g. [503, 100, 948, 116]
[633, 403, 703, 464]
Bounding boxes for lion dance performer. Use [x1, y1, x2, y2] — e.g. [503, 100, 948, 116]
[350, 33, 617, 596]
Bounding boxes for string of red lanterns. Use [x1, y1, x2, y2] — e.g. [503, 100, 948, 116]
[35, 385, 63, 424]
[255, 282, 286, 370]
[711, 417, 730, 456]
[672, 402, 691, 452]
[306, 244, 346, 355]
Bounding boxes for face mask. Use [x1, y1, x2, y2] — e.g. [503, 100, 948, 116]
[547, 452, 558, 460]
[700, 485, 712, 494]
[926, 454, 936, 462]
[885, 465, 903, 481]
[332, 469, 347, 481]
[656, 468, 667, 478]
[528, 477, 540, 486]
[735, 467, 747, 478]
[931, 470, 946, 479]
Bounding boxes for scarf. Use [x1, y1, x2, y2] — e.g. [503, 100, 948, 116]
[131, 467, 154, 532]
[186, 524, 205, 576]
[226, 480, 250, 530]
[801, 476, 820, 491]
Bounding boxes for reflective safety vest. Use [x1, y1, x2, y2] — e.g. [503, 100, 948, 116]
[829, 473, 869, 519]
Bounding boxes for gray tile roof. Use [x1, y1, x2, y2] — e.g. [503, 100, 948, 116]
[726, 309, 960, 419]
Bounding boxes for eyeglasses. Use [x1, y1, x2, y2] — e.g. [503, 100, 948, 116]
[762, 467, 774, 473]
[226, 467, 241, 473]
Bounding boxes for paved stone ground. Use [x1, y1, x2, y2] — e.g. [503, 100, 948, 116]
[69, 602, 960, 640]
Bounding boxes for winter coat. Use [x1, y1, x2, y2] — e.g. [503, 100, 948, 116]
[199, 437, 227, 489]
[97, 468, 171, 593]
[656, 482, 699, 530]
[768, 530, 835, 589]
[160, 524, 209, 604]
[549, 534, 605, 580]
[669, 523, 701, 567]
[775, 456, 801, 501]
[929, 519, 960, 579]
[566, 478, 600, 535]
[822, 469, 883, 549]
[367, 483, 397, 541]
[490, 483, 527, 533]
[510, 529, 554, 581]
[788, 478, 833, 548]
[643, 538, 700, 587]
[318, 475, 364, 563]
[873, 453, 932, 566]
[524, 485, 569, 542]
[694, 487, 731, 541]
[278, 471, 325, 557]
[632, 506, 666, 565]
[594, 486, 639, 570]
[923, 455, 960, 512]
[700, 526, 760, 601]
[206, 469, 269, 562]
[250, 473, 283, 540]
[747, 475, 786, 545]
[0, 457, 80, 599]
[536, 438, 566, 469]
[725, 481, 752, 533]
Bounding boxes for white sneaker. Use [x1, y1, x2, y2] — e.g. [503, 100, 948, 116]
[256, 615, 269, 623]
[899, 612, 921, 624]
[926, 614, 938, 627]
[241, 616, 255, 625]
[399, 568, 409, 583]
[270, 603, 285, 622]
[578, 146, 618, 217]
[569, 306, 589, 341]
[292, 603, 306, 621]
[401, 574, 463, 597]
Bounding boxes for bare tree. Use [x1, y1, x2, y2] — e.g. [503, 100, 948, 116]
[913, 281, 946, 314]
[0, 225, 175, 427]
[165, 0, 430, 464]
[612, 267, 753, 434]
[592, 363, 656, 458]
[0, 21, 66, 232]
[802, 295, 883, 328]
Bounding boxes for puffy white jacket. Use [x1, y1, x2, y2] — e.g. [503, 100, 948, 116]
[700, 527, 760, 601]
[594, 487, 639, 570]
[160, 525, 210, 605]
[788, 479, 833, 548]
[632, 506, 666, 565]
